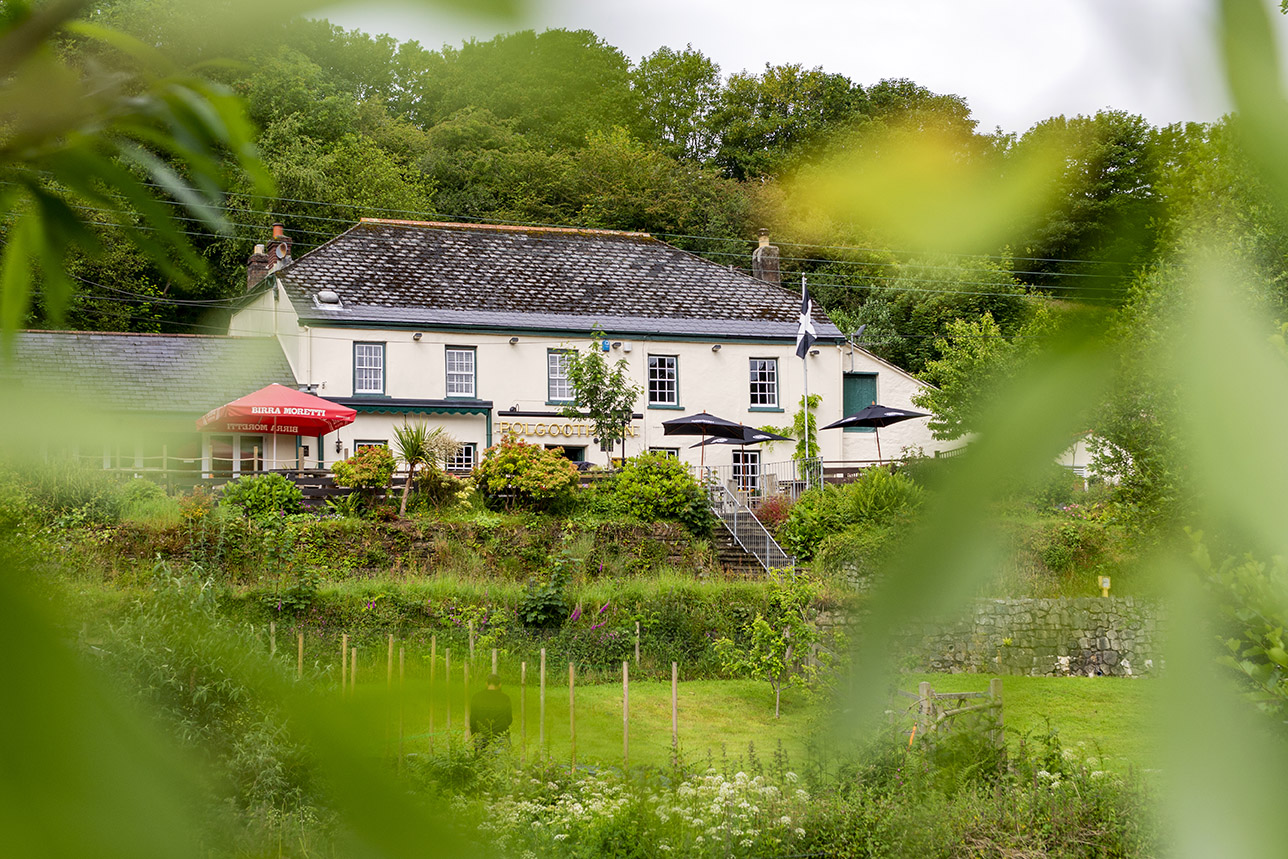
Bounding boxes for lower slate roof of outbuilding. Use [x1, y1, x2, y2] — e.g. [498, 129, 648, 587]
[276, 219, 844, 341]
[6, 331, 297, 415]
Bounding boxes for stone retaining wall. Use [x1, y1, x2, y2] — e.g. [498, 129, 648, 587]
[818, 597, 1164, 677]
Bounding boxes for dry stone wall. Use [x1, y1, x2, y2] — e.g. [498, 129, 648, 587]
[818, 597, 1164, 677]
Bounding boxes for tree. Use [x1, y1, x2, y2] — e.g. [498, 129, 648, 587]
[1008, 111, 1163, 300]
[392, 423, 460, 516]
[714, 570, 819, 718]
[709, 63, 864, 179]
[631, 45, 721, 161]
[913, 311, 1025, 440]
[559, 332, 641, 465]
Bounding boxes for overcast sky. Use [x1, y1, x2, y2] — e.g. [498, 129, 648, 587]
[323, 0, 1288, 135]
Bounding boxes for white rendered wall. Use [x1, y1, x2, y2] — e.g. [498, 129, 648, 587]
[230, 299, 953, 469]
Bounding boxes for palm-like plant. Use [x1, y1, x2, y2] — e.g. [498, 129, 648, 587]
[392, 423, 436, 517]
[392, 423, 463, 516]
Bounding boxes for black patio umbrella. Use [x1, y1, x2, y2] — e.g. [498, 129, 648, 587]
[820, 403, 929, 463]
[662, 411, 749, 468]
[688, 426, 793, 447]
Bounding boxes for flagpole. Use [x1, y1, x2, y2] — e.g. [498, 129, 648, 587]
[801, 275, 811, 489]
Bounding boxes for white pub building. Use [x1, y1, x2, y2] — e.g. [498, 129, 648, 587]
[227, 219, 951, 487]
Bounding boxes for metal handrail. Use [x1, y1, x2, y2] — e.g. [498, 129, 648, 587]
[703, 457, 823, 503]
[706, 482, 794, 573]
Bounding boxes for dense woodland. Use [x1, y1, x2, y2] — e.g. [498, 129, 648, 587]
[16, 0, 1288, 527]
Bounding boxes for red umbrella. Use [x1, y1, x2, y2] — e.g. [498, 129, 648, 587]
[197, 383, 356, 435]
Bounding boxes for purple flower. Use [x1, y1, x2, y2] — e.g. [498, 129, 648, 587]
[598, 602, 610, 615]
[598, 563, 604, 574]
[590, 622, 604, 630]
[570, 606, 582, 622]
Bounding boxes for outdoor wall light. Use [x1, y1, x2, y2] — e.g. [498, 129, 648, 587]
[412, 332, 422, 341]
[809, 349, 820, 357]
[509, 336, 520, 345]
[334, 437, 342, 454]
[611, 341, 622, 349]
[711, 344, 721, 352]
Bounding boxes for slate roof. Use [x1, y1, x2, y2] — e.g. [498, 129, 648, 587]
[275, 220, 844, 341]
[6, 331, 297, 415]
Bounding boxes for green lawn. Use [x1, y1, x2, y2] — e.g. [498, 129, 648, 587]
[376, 669, 1158, 775]
[902, 673, 1161, 773]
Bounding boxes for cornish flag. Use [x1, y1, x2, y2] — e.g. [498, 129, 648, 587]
[795, 281, 817, 359]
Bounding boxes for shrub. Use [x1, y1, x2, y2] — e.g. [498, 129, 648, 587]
[120, 479, 180, 525]
[177, 486, 216, 523]
[22, 460, 124, 524]
[779, 468, 923, 561]
[331, 445, 395, 490]
[752, 494, 795, 531]
[517, 555, 573, 629]
[220, 473, 304, 519]
[608, 453, 716, 535]
[473, 437, 579, 512]
[412, 466, 472, 511]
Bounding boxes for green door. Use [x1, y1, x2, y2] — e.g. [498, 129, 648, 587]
[842, 373, 877, 433]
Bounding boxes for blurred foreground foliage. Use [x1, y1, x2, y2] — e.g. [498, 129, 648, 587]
[10, 0, 1288, 857]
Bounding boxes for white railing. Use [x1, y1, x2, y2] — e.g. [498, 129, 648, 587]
[703, 457, 823, 503]
[707, 482, 794, 572]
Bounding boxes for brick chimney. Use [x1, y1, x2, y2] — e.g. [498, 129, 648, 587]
[248, 224, 293, 291]
[266, 223, 293, 267]
[752, 228, 780, 285]
[246, 243, 270, 290]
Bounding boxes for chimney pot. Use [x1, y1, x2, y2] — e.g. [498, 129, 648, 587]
[271, 223, 285, 239]
[752, 232, 781, 286]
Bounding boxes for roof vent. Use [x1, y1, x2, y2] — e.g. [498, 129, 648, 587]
[314, 289, 343, 308]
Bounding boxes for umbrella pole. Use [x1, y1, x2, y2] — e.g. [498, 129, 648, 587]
[875, 428, 882, 464]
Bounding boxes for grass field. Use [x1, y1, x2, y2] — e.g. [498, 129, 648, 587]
[359, 666, 1158, 775]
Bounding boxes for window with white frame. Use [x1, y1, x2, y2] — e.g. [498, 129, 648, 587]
[445, 347, 476, 397]
[733, 449, 761, 493]
[647, 355, 678, 406]
[749, 358, 778, 408]
[354, 440, 387, 450]
[446, 442, 477, 473]
[548, 349, 574, 402]
[354, 342, 385, 394]
[648, 447, 680, 458]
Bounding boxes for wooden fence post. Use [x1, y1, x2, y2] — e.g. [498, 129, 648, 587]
[622, 661, 629, 772]
[341, 633, 348, 693]
[270, 620, 276, 657]
[387, 634, 394, 689]
[539, 648, 547, 752]
[429, 636, 437, 751]
[297, 630, 304, 681]
[917, 681, 933, 739]
[989, 678, 1004, 749]
[445, 649, 451, 734]
[491, 648, 498, 674]
[520, 661, 527, 765]
[463, 661, 471, 742]
[671, 661, 679, 757]
[569, 662, 576, 770]
[398, 646, 405, 769]
[635, 621, 640, 668]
